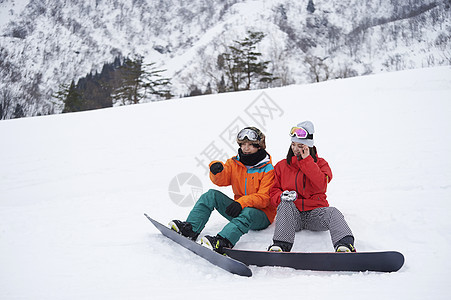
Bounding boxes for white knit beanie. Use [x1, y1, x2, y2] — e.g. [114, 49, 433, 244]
[290, 121, 314, 147]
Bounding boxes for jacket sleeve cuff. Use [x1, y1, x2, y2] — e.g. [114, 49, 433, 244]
[297, 155, 314, 168]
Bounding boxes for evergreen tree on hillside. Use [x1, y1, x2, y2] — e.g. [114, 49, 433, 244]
[140, 62, 172, 100]
[307, 0, 315, 13]
[79, 71, 113, 109]
[62, 81, 84, 113]
[111, 57, 142, 105]
[57, 56, 172, 112]
[219, 31, 278, 92]
[61, 69, 113, 113]
[112, 56, 172, 106]
[12, 103, 25, 119]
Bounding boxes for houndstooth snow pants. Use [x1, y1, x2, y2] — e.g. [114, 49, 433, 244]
[273, 201, 354, 247]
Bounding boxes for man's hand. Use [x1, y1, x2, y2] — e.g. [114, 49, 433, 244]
[225, 201, 242, 218]
[210, 162, 224, 175]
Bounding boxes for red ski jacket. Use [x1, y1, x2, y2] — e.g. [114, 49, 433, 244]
[270, 155, 332, 211]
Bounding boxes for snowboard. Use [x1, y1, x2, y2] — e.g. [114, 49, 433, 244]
[144, 214, 252, 277]
[223, 248, 404, 273]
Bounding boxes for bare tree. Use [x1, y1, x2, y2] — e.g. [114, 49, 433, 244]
[0, 88, 14, 120]
[305, 56, 330, 83]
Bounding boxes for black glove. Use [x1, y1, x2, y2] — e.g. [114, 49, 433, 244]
[225, 201, 242, 218]
[210, 162, 224, 175]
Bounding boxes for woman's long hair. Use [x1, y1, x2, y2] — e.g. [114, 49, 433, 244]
[287, 145, 318, 164]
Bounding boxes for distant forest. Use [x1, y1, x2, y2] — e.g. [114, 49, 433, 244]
[57, 30, 278, 113]
[55, 56, 172, 113]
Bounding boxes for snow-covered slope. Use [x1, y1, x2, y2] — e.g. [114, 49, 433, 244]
[0, 0, 28, 29]
[0, 0, 449, 118]
[1, 67, 451, 299]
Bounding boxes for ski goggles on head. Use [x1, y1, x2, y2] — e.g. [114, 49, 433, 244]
[237, 128, 260, 142]
[290, 126, 313, 139]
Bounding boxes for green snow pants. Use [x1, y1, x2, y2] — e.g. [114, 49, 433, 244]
[186, 189, 270, 246]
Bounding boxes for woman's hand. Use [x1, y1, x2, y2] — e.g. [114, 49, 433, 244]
[300, 144, 310, 159]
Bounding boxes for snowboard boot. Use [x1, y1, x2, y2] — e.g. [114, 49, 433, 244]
[200, 235, 233, 254]
[268, 240, 293, 252]
[169, 220, 199, 241]
[335, 244, 356, 252]
[334, 235, 356, 252]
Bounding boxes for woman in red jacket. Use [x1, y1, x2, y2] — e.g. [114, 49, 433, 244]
[268, 121, 356, 252]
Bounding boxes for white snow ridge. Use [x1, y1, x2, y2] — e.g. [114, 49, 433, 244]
[1, 66, 451, 299]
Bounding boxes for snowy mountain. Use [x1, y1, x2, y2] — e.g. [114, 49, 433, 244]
[0, 0, 450, 119]
[1, 67, 451, 299]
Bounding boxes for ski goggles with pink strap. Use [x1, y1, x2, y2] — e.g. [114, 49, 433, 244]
[290, 126, 313, 139]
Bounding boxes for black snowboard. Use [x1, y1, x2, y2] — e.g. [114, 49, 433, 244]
[144, 214, 252, 277]
[223, 248, 404, 272]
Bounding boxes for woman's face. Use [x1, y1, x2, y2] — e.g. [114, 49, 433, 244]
[291, 142, 308, 157]
[240, 142, 259, 155]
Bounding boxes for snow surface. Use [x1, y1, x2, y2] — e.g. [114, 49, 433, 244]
[1, 66, 451, 299]
[0, 0, 29, 30]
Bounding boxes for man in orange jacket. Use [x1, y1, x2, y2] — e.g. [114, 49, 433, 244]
[170, 127, 275, 253]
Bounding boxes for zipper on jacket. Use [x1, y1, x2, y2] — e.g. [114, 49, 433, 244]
[295, 170, 305, 211]
[244, 177, 248, 195]
[302, 174, 306, 211]
[295, 170, 299, 196]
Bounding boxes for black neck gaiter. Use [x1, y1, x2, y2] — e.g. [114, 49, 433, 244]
[238, 148, 268, 166]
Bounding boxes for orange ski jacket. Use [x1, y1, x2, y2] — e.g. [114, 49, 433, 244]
[209, 155, 276, 223]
